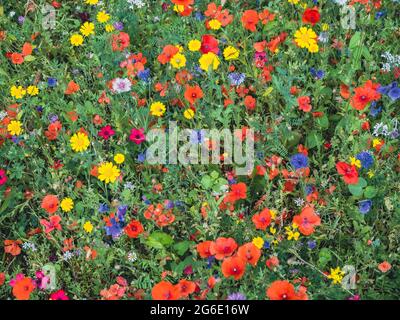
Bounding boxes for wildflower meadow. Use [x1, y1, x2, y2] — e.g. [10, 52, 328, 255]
[0, 0, 400, 302]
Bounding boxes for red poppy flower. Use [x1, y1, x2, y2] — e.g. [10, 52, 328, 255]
[184, 85, 203, 104]
[252, 208, 272, 231]
[4, 239, 22, 256]
[298, 96, 312, 112]
[11, 52, 24, 64]
[12, 276, 36, 300]
[41, 195, 59, 214]
[336, 161, 359, 184]
[210, 237, 238, 260]
[224, 182, 247, 204]
[176, 279, 196, 297]
[292, 206, 321, 236]
[241, 10, 259, 32]
[200, 34, 219, 54]
[302, 7, 320, 26]
[221, 256, 247, 280]
[64, 80, 80, 95]
[40, 215, 62, 233]
[196, 240, 213, 258]
[266, 280, 306, 300]
[151, 281, 180, 300]
[125, 219, 144, 238]
[244, 95, 256, 110]
[171, 0, 193, 6]
[111, 32, 130, 52]
[350, 80, 381, 110]
[237, 243, 261, 266]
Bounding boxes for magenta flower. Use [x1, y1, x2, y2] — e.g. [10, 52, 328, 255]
[98, 125, 115, 140]
[0, 169, 7, 186]
[50, 289, 69, 300]
[129, 128, 145, 145]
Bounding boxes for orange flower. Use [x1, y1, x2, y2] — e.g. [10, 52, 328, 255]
[184, 85, 203, 104]
[237, 243, 261, 266]
[266, 280, 306, 300]
[0, 273, 5, 286]
[241, 10, 259, 32]
[350, 80, 381, 110]
[11, 52, 24, 64]
[21, 42, 33, 56]
[171, 0, 193, 5]
[196, 240, 213, 258]
[378, 261, 392, 273]
[292, 207, 321, 236]
[41, 195, 59, 214]
[45, 121, 62, 141]
[210, 237, 238, 260]
[224, 182, 247, 204]
[221, 256, 247, 280]
[244, 95, 256, 110]
[157, 45, 179, 65]
[4, 239, 22, 256]
[124, 219, 144, 238]
[252, 208, 272, 231]
[12, 277, 35, 300]
[151, 281, 180, 300]
[266, 256, 280, 270]
[259, 9, 275, 24]
[176, 279, 196, 297]
[64, 81, 80, 95]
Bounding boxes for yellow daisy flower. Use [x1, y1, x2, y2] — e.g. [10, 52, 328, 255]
[114, 153, 125, 164]
[209, 19, 221, 30]
[26, 85, 39, 96]
[85, 0, 99, 5]
[223, 46, 240, 61]
[80, 22, 95, 37]
[60, 198, 74, 212]
[7, 120, 23, 136]
[199, 52, 220, 71]
[70, 132, 90, 152]
[170, 53, 186, 69]
[98, 162, 121, 184]
[252, 237, 264, 249]
[10, 85, 26, 99]
[188, 39, 201, 51]
[70, 34, 84, 46]
[150, 101, 166, 117]
[83, 221, 94, 233]
[294, 27, 317, 49]
[183, 108, 195, 119]
[97, 11, 110, 23]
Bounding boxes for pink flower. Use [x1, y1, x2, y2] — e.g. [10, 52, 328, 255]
[0, 169, 7, 186]
[98, 125, 115, 140]
[40, 215, 62, 233]
[50, 290, 69, 300]
[129, 128, 145, 145]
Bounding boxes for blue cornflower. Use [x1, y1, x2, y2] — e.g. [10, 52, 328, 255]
[138, 68, 151, 83]
[359, 200, 372, 214]
[117, 205, 128, 221]
[375, 11, 386, 19]
[164, 200, 175, 210]
[36, 106, 43, 112]
[263, 241, 270, 249]
[47, 78, 57, 87]
[378, 82, 400, 101]
[307, 240, 317, 249]
[290, 153, 308, 169]
[356, 151, 374, 169]
[305, 185, 314, 195]
[310, 67, 325, 79]
[137, 152, 146, 163]
[369, 102, 382, 117]
[195, 12, 205, 21]
[99, 203, 110, 213]
[228, 72, 246, 86]
[105, 217, 124, 239]
[227, 293, 247, 300]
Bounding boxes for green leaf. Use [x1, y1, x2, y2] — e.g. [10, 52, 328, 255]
[364, 186, 377, 199]
[306, 131, 323, 149]
[23, 55, 36, 62]
[173, 241, 193, 256]
[148, 231, 173, 247]
[201, 175, 213, 189]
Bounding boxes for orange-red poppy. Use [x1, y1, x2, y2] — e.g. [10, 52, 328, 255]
[151, 281, 180, 300]
[196, 240, 213, 258]
[157, 45, 179, 65]
[237, 243, 261, 266]
[11, 52, 24, 64]
[41, 195, 59, 214]
[221, 256, 247, 280]
[184, 85, 203, 104]
[124, 219, 144, 238]
[241, 10, 259, 32]
[266, 280, 304, 300]
[12, 277, 36, 300]
[252, 208, 272, 231]
[209, 237, 238, 260]
[65, 80, 80, 95]
[4, 239, 22, 256]
[350, 80, 381, 110]
[292, 206, 321, 236]
[176, 279, 196, 297]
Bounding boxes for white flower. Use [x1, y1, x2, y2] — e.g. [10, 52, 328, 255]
[112, 78, 132, 93]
